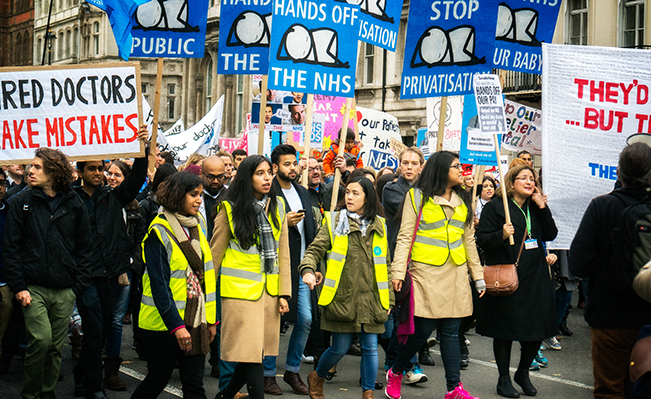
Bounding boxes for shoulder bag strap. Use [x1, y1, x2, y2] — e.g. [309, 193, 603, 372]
[406, 195, 425, 269]
[514, 229, 528, 267]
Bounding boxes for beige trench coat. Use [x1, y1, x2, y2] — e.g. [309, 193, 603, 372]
[391, 190, 483, 319]
[210, 204, 292, 363]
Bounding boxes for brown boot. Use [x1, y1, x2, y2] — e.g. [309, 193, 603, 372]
[362, 390, 373, 399]
[307, 371, 325, 399]
[283, 371, 308, 395]
[264, 376, 283, 395]
[103, 356, 127, 391]
[233, 392, 249, 399]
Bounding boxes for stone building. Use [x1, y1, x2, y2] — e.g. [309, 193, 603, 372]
[1, 0, 34, 67]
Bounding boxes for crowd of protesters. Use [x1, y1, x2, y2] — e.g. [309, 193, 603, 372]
[0, 124, 649, 399]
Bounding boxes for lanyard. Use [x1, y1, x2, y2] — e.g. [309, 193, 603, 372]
[511, 199, 532, 237]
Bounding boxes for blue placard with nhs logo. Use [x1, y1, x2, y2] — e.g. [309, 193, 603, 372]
[460, 94, 500, 166]
[400, 0, 499, 99]
[130, 0, 209, 57]
[335, 0, 403, 52]
[268, 0, 361, 98]
[490, 0, 562, 74]
[218, 0, 273, 74]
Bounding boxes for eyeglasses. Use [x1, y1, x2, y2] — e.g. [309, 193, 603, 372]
[449, 164, 463, 170]
[308, 167, 321, 173]
[204, 173, 226, 182]
[515, 177, 536, 183]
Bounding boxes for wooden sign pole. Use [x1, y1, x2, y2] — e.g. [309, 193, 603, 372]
[352, 98, 360, 141]
[302, 93, 315, 188]
[148, 58, 164, 172]
[494, 133, 514, 245]
[330, 98, 353, 212]
[436, 96, 448, 152]
[257, 75, 268, 155]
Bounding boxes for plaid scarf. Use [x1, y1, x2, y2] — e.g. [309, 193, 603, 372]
[335, 209, 371, 237]
[253, 196, 279, 275]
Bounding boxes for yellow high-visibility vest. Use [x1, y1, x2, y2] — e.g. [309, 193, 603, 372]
[318, 212, 390, 310]
[140, 214, 217, 331]
[409, 188, 468, 266]
[220, 199, 286, 300]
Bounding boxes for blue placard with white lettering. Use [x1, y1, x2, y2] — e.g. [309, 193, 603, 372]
[130, 0, 209, 57]
[268, 0, 361, 98]
[460, 94, 500, 166]
[218, 0, 273, 74]
[490, 0, 561, 74]
[334, 0, 402, 51]
[400, 0, 498, 99]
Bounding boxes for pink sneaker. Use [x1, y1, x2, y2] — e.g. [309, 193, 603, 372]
[385, 369, 403, 399]
[444, 382, 479, 399]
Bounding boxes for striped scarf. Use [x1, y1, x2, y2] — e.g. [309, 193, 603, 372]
[253, 196, 279, 275]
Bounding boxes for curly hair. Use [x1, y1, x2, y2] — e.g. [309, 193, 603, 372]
[34, 148, 74, 193]
[157, 171, 203, 213]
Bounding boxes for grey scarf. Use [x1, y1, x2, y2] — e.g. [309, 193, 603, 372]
[253, 196, 279, 275]
[334, 209, 371, 237]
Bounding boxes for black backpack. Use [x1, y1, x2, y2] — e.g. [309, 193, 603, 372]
[610, 190, 651, 291]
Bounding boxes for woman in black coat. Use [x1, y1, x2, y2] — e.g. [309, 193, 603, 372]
[476, 163, 558, 398]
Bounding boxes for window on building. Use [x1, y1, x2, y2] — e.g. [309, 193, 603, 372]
[364, 43, 375, 85]
[623, 0, 645, 47]
[567, 0, 588, 45]
[206, 59, 213, 111]
[93, 22, 100, 56]
[73, 28, 78, 55]
[142, 83, 148, 102]
[168, 84, 176, 120]
[37, 38, 42, 64]
[15, 33, 22, 65]
[66, 30, 71, 58]
[236, 75, 244, 133]
[58, 32, 64, 60]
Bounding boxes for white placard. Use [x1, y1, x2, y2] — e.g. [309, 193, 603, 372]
[473, 74, 508, 135]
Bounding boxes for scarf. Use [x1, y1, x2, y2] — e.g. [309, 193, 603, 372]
[164, 210, 210, 355]
[253, 196, 279, 275]
[334, 209, 371, 237]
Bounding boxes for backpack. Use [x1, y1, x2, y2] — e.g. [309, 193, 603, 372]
[610, 191, 651, 294]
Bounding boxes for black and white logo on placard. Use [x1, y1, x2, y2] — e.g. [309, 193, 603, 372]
[276, 24, 349, 68]
[495, 3, 540, 46]
[411, 25, 486, 68]
[335, 0, 393, 23]
[227, 11, 272, 48]
[134, 0, 199, 32]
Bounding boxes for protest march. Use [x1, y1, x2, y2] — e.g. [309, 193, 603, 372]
[2, 1, 651, 399]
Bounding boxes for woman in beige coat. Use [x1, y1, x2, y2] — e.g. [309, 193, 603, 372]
[385, 151, 485, 399]
[210, 155, 291, 399]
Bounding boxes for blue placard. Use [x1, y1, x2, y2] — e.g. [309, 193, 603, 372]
[400, 0, 498, 99]
[268, 0, 361, 98]
[130, 0, 209, 57]
[491, 0, 561, 74]
[334, 0, 403, 51]
[218, 0, 273, 74]
[460, 94, 499, 166]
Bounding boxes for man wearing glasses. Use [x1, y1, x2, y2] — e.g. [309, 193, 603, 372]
[200, 156, 227, 242]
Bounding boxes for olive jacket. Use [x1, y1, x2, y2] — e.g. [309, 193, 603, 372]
[299, 212, 395, 334]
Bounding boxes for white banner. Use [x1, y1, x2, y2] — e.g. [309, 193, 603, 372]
[0, 63, 143, 163]
[502, 100, 542, 155]
[141, 95, 167, 149]
[542, 44, 651, 249]
[356, 107, 402, 171]
[427, 96, 463, 153]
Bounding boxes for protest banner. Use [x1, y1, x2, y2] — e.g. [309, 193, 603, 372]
[85, 0, 147, 60]
[542, 44, 651, 249]
[161, 95, 224, 163]
[220, 131, 248, 154]
[344, 0, 403, 51]
[490, 0, 561, 74]
[459, 95, 499, 166]
[251, 76, 308, 130]
[218, 0, 272, 74]
[416, 127, 430, 159]
[313, 94, 356, 147]
[268, 0, 361, 97]
[0, 63, 143, 164]
[426, 96, 463, 152]
[130, 0, 209, 57]
[502, 99, 542, 155]
[400, 0, 498, 99]
[355, 106, 401, 170]
[141, 94, 166, 147]
[472, 74, 508, 135]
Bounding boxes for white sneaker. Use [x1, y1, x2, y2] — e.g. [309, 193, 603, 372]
[403, 365, 428, 385]
[544, 337, 562, 351]
[302, 355, 314, 364]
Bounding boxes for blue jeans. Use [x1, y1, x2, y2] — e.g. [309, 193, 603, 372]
[393, 317, 462, 392]
[316, 329, 378, 391]
[107, 273, 131, 357]
[264, 280, 312, 376]
[556, 284, 573, 326]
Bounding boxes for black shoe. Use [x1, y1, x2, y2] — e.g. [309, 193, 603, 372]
[460, 355, 469, 369]
[358, 378, 383, 390]
[85, 390, 109, 399]
[514, 370, 537, 396]
[347, 343, 362, 356]
[497, 375, 520, 398]
[558, 323, 573, 336]
[418, 349, 435, 366]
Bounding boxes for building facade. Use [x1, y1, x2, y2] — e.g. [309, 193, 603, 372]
[1, 0, 34, 67]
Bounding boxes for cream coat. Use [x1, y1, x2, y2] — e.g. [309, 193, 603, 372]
[210, 206, 292, 363]
[391, 190, 483, 319]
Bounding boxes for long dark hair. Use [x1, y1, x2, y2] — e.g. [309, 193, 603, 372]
[225, 155, 279, 249]
[157, 171, 203, 213]
[336, 176, 384, 220]
[476, 175, 496, 199]
[416, 151, 473, 224]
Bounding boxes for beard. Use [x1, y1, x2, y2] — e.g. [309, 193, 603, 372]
[278, 169, 295, 183]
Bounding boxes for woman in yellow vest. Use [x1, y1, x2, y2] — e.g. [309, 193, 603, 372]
[133, 171, 217, 399]
[385, 151, 485, 399]
[299, 176, 394, 399]
[210, 155, 291, 399]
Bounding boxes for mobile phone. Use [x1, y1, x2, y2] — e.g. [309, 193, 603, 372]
[297, 209, 306, 214]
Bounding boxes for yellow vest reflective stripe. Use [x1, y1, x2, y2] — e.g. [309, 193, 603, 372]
[139, 215, 217, 331]
[318, 212, 390, 310]
[410, 188, 468, 266]
[220, 199, 286, 300]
